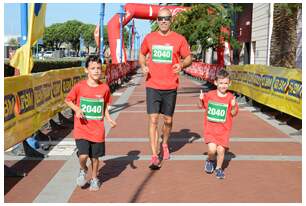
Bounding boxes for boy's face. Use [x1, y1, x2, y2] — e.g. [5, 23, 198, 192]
[214, 77, 230, 94]
[85, 61, 102, 81]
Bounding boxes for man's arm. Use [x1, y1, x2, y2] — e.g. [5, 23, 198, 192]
[139, 52, 149, 74]
[173, 54, 192, 74]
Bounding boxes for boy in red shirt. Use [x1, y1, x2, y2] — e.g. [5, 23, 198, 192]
[65, 55, 116, 191]
[199, 69, 238, 179]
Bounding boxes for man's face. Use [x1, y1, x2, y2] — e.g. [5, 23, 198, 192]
[85, 61, 102, 81]
[157, 10, 172, 32]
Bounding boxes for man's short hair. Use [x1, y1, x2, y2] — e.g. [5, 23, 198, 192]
[216, 69, 230, 80]
[85, 55, 102, 68]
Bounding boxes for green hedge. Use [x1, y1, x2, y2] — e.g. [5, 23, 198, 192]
[4, 58, 83, 77]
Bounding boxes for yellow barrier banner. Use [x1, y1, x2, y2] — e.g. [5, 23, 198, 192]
[4, 67, 86, 150]
[227, 65, 302, 119]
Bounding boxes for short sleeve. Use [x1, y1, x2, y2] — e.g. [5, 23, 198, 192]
[140, 35, 149, 56]
[179, 36, 191, 58]
[65, 83, 79, 103]
[104, 85, 112, 105]
[202, 93, 209, 109]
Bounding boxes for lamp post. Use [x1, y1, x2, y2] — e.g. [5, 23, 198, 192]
[118, 5, 126, 64]
[99, 3, 105, 64]
[135, 32, 140, 60]
[126, 21, 133, 61]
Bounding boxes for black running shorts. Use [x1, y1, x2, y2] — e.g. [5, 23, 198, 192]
[75, 139, 105, 158]
[146, 87, 177, 116]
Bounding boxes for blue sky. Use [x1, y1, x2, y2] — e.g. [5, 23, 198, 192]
[4, 3, 152, 41]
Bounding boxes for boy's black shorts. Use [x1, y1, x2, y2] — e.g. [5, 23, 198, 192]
[75, 139, 105, 158]
[146, 87, 177, 117]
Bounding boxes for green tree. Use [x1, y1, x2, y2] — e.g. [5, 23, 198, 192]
[7, 38, 19, 46]
[43, 23, 65, 50]
[62, 20, 83, 55]
[80, 24, 96, 53]
[171, 3, 240, 51]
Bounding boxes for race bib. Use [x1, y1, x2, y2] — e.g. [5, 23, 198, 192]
[152, 45, 173, 64]
[207, 101, 228, 123]
[80, 97, 104, 120]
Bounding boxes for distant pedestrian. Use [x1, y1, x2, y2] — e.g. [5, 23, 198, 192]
[199, 69, 238, 179]
[65, 55, 116, 191]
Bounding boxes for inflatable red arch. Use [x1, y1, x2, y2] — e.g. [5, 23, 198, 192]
[107, 3, 230, 66]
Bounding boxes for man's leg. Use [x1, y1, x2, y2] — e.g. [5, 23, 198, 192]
[149, 113, 160, 157]
[161, 115, 173, 160]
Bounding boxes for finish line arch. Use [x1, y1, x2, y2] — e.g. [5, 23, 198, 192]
[107, 3, 231, 66]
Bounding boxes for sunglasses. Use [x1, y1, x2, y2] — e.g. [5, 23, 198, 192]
[157, 16, 172, 21]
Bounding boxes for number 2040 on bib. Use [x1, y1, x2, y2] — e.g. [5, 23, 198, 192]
[80, 97, 104, 120]
[207, 101, 228, 123]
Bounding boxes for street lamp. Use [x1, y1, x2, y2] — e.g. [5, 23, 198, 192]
[126, 21, 133, 61]
[117, 5, 126, 64]
[135, 32, 140, 61]
[99, 3, 105, 64]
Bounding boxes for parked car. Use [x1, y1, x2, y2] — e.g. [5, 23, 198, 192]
[44, 51, 53, 58]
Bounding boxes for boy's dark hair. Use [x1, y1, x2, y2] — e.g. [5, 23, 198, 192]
[216, 69, 230, 80]
[85, 55, 102, 68]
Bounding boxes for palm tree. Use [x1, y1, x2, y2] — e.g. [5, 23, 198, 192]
[270, 3, 301, 68]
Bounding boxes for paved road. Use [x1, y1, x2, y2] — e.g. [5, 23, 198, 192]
[4, 71, 302, 203]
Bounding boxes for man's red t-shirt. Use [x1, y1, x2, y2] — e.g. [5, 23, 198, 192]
[141, 31, 191, 90]
[65, 80, 111, 143]
[202, 90, 239, 148]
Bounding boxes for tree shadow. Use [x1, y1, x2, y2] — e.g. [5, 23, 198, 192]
[97, 150, 140, 183]
[164, 129, 201, 155]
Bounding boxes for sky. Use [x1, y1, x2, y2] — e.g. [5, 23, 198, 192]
[4, 3, 152, 42]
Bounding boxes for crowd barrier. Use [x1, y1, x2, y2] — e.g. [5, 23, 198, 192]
[4, 61, 138, 150]
[227, 65, 302, 119]
[183, 62, 224, 83]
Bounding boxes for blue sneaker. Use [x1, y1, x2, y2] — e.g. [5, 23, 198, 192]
[215, 168, 225, 179]
[204, 160, 215, 173]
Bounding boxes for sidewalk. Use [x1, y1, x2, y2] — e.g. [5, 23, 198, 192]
[4, 71, 302, 203]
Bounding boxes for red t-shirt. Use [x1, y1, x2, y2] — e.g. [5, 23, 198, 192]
[202, 90, 239, 148]
[65, 80, 111, 143]
[141, 31, 191, 90]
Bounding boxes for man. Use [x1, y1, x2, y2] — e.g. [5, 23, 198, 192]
[139, 8, 192, 169]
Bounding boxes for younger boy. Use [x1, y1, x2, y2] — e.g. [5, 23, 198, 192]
[199, 69, 238, 179]
[65, 55, 116, 191]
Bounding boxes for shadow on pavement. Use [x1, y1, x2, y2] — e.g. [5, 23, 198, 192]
[110, 100, 145, 114]
[97, 150, 140, 184]
[167, 129, 201, 154]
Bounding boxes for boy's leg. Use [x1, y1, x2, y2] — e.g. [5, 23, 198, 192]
[215, 145, 226, 179]
[90, 158, 99, 179]
[207, 143, 217, 160]
[216, 145, 225, 169]
[205, 143, 217, 173]
[79, 154, 89, 171]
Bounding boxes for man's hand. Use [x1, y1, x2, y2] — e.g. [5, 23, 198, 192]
[172, 63, 183, 74]
[142, 65, 149, 75]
